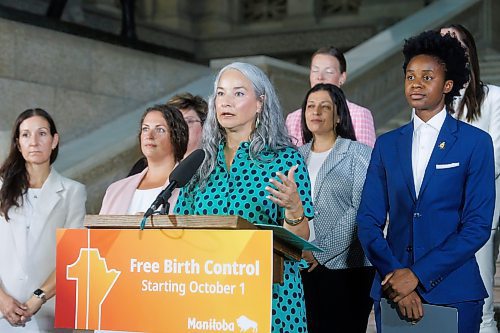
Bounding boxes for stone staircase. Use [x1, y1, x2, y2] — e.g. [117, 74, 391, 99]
[0, 16, 214, 213]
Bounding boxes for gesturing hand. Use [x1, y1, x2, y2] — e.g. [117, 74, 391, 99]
[266, 165, 303, 216]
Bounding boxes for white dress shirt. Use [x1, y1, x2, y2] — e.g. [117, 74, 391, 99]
[412, 107, 446, 198]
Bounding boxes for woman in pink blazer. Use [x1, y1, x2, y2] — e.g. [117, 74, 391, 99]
[100, 104, 188, 215]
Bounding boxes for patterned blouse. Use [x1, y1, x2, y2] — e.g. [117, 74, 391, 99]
[175, 141, 314, 333]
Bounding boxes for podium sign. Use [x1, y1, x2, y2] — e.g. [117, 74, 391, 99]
[55, 228, 272, 332]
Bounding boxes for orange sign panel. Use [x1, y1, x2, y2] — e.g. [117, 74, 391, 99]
[55, 229, 272, 332]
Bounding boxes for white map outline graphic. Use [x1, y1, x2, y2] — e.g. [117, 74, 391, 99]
[66, 230, 121, 330]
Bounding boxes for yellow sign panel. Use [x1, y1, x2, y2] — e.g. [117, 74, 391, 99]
[56, 228, 273, 332]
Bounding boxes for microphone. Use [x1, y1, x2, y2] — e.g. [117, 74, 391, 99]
[141, 149, 205, 227]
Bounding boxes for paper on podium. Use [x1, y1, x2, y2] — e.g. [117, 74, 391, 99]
[381, 298, 458, 333]
[254, 224, 323, 252]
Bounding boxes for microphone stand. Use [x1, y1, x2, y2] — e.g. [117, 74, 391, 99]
[140, 182, 176, 229]
[159, 202, 170, 215]
[139, 149, 205, 229]
[158, 184, 175, 215]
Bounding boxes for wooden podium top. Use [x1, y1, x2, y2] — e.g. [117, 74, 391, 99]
[84, 215, 302, 263]
[85, 214, 258, 230]
[84, 215, 309, 284]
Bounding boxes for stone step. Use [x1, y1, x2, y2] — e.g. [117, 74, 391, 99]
[493, 285, 500, 329]
[481, 49, 500, 62]
[491, 259, 500, 329]
[479, 51, 500, 86]
[483, 75, 500, 86]
[495, 259, 500, 286]
[482, 68, 500, 74]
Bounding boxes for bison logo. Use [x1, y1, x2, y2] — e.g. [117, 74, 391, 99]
[236, 315, 258, 332]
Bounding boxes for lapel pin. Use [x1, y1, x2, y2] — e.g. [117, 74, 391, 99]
[438, 141, 446, 150]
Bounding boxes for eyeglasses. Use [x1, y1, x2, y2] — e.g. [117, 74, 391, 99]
[184, 118, 202, 127]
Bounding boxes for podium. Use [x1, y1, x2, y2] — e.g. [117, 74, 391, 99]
[56, 215, 314, 333]
[84, 214, 304, 283]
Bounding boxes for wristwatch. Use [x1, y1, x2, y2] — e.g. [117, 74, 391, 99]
[33, 288, 46, 302]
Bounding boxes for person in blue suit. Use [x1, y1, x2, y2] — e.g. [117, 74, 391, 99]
[357, 30, 495, 333]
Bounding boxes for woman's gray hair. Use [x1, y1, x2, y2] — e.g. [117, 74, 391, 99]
[193, 62, 292, 190]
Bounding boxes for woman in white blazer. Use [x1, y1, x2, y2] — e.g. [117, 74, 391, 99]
[299, 84, 375, 333]
[0, 108, 86, 332]
[440, 24, 500, 333]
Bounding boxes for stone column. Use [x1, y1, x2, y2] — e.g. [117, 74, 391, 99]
[187, 0, 233, 35]
[284, 0, 315, 27]
[148, 0, 197, 34]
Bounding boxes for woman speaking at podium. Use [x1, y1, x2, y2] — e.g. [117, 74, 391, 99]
[100, 104, 188, 215]
[175, 62, 314, 333]
[0, 108, 86, 332]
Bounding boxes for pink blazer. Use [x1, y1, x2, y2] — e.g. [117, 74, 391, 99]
[99, 168, 179, 215]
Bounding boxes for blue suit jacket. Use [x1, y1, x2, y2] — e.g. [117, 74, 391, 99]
[357, 112, 495, 304]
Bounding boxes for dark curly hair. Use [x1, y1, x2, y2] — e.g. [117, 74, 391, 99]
[301, 83, 356, 145]
[139, 104, 188, 162]
[402, 30, 469, 112]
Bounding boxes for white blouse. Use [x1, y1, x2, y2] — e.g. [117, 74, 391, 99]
[306, 147, 332, 242]
[126, 187, 163, 215]
[307, 148, 332, 202]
